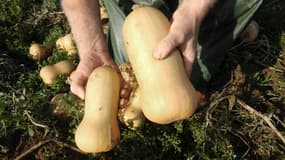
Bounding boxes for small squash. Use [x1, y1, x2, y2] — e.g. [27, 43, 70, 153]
[56, 33, 77, 55]
[29, 43, 52, 60]
[50, 93, 84, 117]
[75, 65, 121, 153]
[40, 60, 74, 85]
[123, 7, 198, 124]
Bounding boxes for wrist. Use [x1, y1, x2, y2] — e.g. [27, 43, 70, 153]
[199, 0, 216, 19]
[183, 0, 216, 22]
[61, 0, 108, 60]
[76, 55, 101, 76]
[77, 33, 108, 59]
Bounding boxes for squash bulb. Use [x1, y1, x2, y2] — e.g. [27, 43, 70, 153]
[75, 66, 121, 153]
[123, 7, 198, 124]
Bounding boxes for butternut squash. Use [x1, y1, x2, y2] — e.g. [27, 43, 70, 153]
[75, 65, 121, 153]
[56, 33, 77, 55]
[29, 43, 52, 60]
[50, 93, 84, 117]
[122, 7, 198, 124]
[40, 60, 74, 85]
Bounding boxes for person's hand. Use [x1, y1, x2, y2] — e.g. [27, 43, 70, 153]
[70, 49, 117, 99]
[153, 0, 215, 75]
[70, 52, 131, 104]
[61, 0, 131, 100]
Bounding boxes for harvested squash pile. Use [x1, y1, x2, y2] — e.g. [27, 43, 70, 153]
[29, 33, 77, 86]
[27, 33, 80, 117]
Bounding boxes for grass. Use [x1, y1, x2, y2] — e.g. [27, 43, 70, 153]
[0, 0, 285, 159]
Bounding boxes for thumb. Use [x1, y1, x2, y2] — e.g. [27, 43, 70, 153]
[153, 32, 184, 60]
[70, 71, 88, 100]
[181, 38, 197, 76]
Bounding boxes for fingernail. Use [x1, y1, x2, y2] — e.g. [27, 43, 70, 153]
[153, 48, 161, 59]
[120, 89, 129, 98]
[78, 90, 85, 100]
[120, 98, 127, 108]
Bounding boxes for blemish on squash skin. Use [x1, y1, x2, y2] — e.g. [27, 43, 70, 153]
[98, 107, 102, 111]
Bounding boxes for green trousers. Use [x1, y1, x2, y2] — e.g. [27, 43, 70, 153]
[190, 0, 263, 93]
[105, 0, 263, 94]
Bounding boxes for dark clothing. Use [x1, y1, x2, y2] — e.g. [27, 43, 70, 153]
[191, 0, 263, 93]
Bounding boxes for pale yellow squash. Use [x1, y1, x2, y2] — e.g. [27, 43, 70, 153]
[75, 65, 121, 153]
[123, 7, 198, 124]
[56, 33, 77, 55]
[40, 60, 74, 85]
[29, 43, 52, 60]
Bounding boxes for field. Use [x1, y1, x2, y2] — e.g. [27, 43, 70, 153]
[0, 0, 285, 159]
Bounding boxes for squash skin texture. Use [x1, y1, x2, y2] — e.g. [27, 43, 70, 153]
[75, 66, 121, 153]
[122, 7, 198, 124]
[53, 60, 74, 75]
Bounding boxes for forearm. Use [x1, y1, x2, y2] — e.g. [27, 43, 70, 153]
[197, 0, 217, 17]
[177, 0, 216, 23]
[61, 0, 108, 60]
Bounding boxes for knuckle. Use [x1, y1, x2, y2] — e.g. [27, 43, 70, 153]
[170, 30, 187, 45]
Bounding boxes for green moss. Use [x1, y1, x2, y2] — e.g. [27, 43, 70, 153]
[43, 25, 66, 45]
[0, 0, 28, 24]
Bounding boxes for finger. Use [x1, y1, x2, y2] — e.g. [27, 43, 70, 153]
[120, 88, 131, 98]
[100, 54, 126, 84]
[120, 98, 128, 108]
[70, 82, 85, 100]
[70, 71, 88, 99]
[182, 39, 197, 76]
[71, 85, 85, 100]
[153, 31, 185, 60]
[100, 54, 117, 70]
